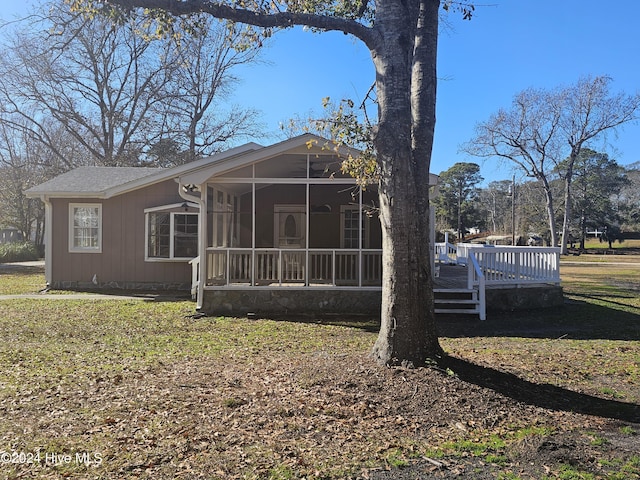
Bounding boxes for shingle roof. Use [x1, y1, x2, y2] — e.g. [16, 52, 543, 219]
[25, 142, 265, 199]
[25, 166, 163, 197]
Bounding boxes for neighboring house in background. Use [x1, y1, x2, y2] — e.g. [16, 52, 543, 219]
[0, 228, 24, 244]
[26, 134, 440, 314]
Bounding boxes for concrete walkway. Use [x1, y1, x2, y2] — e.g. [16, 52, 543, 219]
[0, 293, 154, 301]
[1, 260, 45, 268]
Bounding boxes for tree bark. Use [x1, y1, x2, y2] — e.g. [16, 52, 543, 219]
[559, 149, 578, 255]
[541, 176, 558, 247]
[560, 170, 573, 254]
[370, 0, 442, 366]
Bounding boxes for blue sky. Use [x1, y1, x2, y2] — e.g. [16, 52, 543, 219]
[2, 1, 639, 183]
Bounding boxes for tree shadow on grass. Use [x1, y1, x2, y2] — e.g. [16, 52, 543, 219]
[439, 354, 640, 424]
[437, 295, 640, 341]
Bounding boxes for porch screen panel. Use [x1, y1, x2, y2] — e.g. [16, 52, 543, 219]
[226, 194, 235, 247]
[254, 154, 307, 178]
[210, 188, 240, 248]
[207, 186, 214, 248]
[342, 208, 361, 249]
[308, 155, 351, 179]
[309, 184, 350, 249]
[362, 189, 382, 249]
[237, 189, 253, 248]
[215, 190, 225, 247]
[255, 184, 306, 248]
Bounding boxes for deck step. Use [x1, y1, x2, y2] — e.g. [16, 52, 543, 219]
[434, 287, 481, 317]
[434, 288, 474, 294]
[435, 308, 480, 314]
[435, 299, 478, 305]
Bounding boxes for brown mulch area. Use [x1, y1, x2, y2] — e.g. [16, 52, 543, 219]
[4, 349, 638, 479]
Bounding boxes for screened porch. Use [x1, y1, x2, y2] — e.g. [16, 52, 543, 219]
[200, 151, 383, 288]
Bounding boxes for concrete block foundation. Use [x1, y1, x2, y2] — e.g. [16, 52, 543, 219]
[201, 285, 564, 317]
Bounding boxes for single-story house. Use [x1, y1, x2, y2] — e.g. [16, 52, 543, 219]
[26, 134, 439, 315]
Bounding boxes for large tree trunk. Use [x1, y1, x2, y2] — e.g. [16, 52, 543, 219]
[371, 0, 442, 367]
[560, 176, 572, 254]
[560, 154, 577, 255]
[539, 175, 558, 247]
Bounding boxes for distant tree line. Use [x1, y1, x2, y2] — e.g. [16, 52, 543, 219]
[463, 76, 640, 253]
[435, 155, 639, 249]
[435, 76, 640, 251]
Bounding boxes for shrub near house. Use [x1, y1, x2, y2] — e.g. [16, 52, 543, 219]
[0, 242, 39, 263]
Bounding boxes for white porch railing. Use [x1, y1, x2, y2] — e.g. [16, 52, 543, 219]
[434, 241, 457, 264]
[203, 248, 383, 287]
[467, 252, 486, 320]
[449, 244, 561, 286]
[189, 256, 200, 298]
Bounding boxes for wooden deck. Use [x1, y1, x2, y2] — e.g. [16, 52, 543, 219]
[434, 264, 468, 289]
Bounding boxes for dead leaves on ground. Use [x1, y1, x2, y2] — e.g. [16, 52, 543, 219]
[1, 349, 558, 479]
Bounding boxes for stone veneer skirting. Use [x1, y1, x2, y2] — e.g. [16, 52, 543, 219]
[485, 285, 564, 312]
[201, 288, 382, 315]
[200, 285, 564, 316]
[52, 281, 191, 291]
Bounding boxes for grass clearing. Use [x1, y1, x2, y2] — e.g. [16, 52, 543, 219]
[0, 264, 46, 295]
[0, 259, 639, 478]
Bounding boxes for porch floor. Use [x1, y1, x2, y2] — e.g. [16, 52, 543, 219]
[434, 264, 468, 289]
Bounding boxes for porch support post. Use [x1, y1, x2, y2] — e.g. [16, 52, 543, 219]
[179, 182, 207, 310]
[305, 177, 310, 286]
[251, 170, 256, 286]
[358, 187, 363, 287]
[198, 185, 207, 308]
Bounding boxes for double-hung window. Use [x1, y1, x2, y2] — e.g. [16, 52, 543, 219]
[146, 204, 198, 260]
[69, 204, 102, 253]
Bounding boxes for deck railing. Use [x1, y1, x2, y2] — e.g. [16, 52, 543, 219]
[434, 241, 457, 264]
[453, 244, 560, 286]
[467, 252, 487, 320]
[204, 247, 383, 287]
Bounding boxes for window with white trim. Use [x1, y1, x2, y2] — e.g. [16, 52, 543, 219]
[148, 212, 171, 258]
[146, 206, 198, 260]
[69, 204, 102, 253]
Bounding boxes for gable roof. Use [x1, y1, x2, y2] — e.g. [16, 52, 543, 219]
[177, 133, 364, 186]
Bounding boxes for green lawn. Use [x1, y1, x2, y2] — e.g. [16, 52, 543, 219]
[0, 264, 46, 295]
[0, 260, 638, 478]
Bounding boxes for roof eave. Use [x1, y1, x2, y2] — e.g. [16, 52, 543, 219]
[101, 142, 263, 198]
[25, 190, 109, 199]
[178, 134, 350, 186]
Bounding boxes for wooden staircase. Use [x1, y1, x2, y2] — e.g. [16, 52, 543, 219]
[434, 287, 482, 318]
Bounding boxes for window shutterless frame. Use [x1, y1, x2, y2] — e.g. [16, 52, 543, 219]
[68, 203, 102, 253]
[144, 203, 199, 261]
